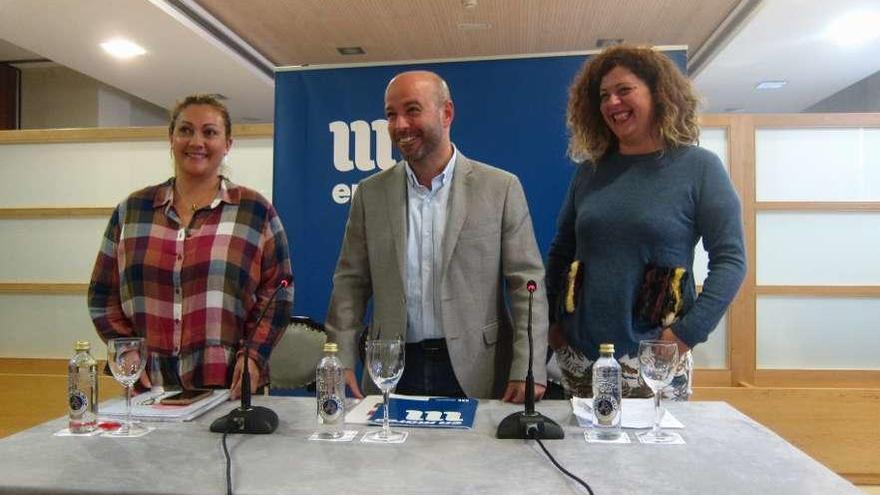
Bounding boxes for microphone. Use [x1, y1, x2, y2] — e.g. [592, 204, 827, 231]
[210, 278, 290, 434]
[496, 280, 564, 440]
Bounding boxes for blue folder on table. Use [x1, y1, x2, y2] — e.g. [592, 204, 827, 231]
[369, 397, 478, 429]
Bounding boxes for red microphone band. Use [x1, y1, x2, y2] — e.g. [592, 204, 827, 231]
[526, 280, 537, 293]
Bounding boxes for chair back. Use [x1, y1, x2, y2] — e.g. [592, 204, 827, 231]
[269, 316, 327, 392]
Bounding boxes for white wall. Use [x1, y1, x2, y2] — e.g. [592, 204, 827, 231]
[0, 131, 273, 358]
[18, 63, 166, 129]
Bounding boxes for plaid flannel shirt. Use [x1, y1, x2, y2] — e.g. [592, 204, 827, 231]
[88, 177, 293, 389]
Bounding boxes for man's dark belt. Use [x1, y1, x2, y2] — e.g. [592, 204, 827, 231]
[406, 338, 448, 353]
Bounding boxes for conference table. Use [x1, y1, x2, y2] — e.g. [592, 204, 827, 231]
[0, 397, 862, 494]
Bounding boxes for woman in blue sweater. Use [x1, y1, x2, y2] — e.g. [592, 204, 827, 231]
[546, 45, 746, 400]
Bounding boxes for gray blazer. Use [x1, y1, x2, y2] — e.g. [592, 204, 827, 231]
[325, 152, 549, 398]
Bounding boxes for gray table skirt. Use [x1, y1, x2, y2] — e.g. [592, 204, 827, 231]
[0, 398, 862, 495]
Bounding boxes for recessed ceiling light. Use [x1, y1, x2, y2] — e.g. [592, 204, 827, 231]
[337, 46, 365, 56]
[100, 38, 146, 59]
[755, 80, 787, 90]
[826, 10, 880, 47]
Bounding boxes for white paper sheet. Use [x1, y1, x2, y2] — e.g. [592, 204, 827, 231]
[100, 389, 230, 422]
[571, 397, 684, 429]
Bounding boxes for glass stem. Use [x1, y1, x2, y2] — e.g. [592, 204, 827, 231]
[382, 389, 391, 437]
[652, 390, 662, 435]
[125, 384, 133, 429]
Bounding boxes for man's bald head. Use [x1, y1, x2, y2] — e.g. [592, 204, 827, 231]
[385, 70, 452, 107]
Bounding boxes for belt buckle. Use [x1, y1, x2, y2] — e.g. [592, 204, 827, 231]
[422, 339, 444, 352]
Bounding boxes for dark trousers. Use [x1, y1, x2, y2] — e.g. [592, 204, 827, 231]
[396, 339, 466, 398]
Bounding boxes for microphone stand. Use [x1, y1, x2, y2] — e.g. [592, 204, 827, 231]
[497, 280, 564, 440]
[210, 280, 289, 434]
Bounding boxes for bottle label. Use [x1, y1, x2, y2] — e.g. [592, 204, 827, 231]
[319, 395, 344, 421]
[594, 395, 619, 425]
[69, 391, 88, 417]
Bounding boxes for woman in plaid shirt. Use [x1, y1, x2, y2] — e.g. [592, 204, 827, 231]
[88, 94, 293, 400]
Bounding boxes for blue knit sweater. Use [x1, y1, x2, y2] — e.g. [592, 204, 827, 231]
[546, 145, 746, 360]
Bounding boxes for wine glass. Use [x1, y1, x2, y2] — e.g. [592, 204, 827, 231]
[364, 339, 407, 443]
[106, 337, 148, 437]
[637, 339, 680, 444]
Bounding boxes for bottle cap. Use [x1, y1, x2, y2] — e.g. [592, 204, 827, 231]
[323, 342, 338, 353]
[74, 341, 90, 351]
[599, 343, 614, 354]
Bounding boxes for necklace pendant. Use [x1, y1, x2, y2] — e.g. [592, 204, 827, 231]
[191, 203, 198, 213]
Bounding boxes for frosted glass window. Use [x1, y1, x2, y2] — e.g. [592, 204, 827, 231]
[0, 294, 99, 358]
[756, 128, 880, 201]
[0, 138, 273, 207]
[757, 212, 880, 285]
[699, 128, 728, 171]
[0, 218, 108, 282]
[693, 239, 708, 286]
[692, 314, 727, 369]
[757, 296, 880, 369]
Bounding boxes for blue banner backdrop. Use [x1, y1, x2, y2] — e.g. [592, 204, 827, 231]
[274, 49, 687, 321]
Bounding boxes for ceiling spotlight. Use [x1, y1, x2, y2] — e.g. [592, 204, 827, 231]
[826, 10, 880, 47]
[755, 80, 787, 90]
[100, 38, 146, 59]
[337, 46, 365, 56]
[462, 0, 478, 9]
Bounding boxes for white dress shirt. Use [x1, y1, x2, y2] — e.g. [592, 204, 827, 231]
[403, 147, 457, 343]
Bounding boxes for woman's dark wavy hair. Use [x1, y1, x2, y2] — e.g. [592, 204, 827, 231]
[566, 45, 700, 162]
[168, 94, 232, 140]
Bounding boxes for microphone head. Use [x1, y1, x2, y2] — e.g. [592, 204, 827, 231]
[526, 280, 537, 293]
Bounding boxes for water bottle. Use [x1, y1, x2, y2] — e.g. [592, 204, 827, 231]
[316, 342, 346, 439]
[591, 343, 622, 440]
[68, 340, 98, 433]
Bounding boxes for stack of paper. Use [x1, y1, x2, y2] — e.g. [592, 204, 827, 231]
[571, 397, 684, 429]
[100, 390, 230, 422]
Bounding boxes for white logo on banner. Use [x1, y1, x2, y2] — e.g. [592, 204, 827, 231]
[329, 119, 395, 204]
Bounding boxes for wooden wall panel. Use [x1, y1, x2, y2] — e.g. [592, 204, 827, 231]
[694, 387, 880, 485]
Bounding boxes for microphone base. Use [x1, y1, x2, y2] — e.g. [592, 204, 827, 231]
[496, 411, 564, 440]
[210, 405, 279, 434]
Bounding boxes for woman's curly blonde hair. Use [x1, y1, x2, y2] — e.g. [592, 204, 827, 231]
[566, 45, 700, 162]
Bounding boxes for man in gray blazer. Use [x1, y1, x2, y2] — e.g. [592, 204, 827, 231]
[325, 70, 548, 402]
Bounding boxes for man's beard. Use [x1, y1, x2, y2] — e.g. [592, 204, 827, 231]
[395, 130, 440, 163]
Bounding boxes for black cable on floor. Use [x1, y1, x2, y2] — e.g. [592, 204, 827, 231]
[533, 435, 595, 495]
[222, 430, 233, 495]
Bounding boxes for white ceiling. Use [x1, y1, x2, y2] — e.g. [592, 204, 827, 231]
[694, 0, 880, 112]
[2, 0, 880, 121]
[0, 0, 274, 122]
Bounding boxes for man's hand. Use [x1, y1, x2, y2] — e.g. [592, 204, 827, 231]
[501, 380, 546, 403]
[229, 354, 261, 400]
[344, 369, 364, 399]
